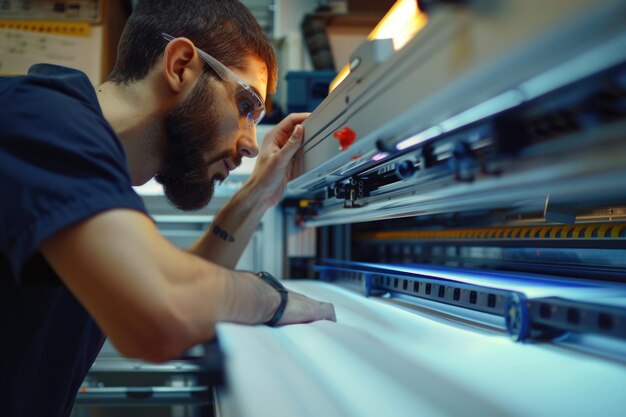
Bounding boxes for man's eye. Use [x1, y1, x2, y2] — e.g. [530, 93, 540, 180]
[238, 98, 254, 117]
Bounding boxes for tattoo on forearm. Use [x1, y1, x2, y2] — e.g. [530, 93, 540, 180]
[212, 224, 236, 243]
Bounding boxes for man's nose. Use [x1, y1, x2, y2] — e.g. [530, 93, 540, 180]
[237, 128, 259, 158]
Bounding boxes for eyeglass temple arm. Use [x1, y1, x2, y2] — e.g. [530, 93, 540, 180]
[161, 33, 264, 108]
[161, 32, 230, 81]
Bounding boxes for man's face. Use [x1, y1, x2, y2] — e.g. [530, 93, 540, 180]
[155, 55, 268, 211]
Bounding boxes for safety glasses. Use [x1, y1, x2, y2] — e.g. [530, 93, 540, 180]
[162, 33, 266, 125]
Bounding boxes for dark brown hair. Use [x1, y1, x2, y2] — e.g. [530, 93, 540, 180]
[108, 0, 277, 94]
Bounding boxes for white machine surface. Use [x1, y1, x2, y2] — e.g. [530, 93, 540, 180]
[215, 280, 625, 417]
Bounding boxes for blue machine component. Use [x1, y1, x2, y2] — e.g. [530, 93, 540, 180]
[362, 273, 373, 297]
[312, 259, 626, 360]
[505, 293, 529, 342]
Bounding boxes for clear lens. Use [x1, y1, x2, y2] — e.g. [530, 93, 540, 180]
[242, 87, 265, 124]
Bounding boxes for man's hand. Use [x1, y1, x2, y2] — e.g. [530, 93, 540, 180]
[246, 113, 309, 208]
[277, 289, 337, 325]
[251, 272, 336, 325]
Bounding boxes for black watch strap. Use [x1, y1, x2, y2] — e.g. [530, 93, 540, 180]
[256, 271, 288, 326]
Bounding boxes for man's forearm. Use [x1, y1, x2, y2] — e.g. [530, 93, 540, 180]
[188, 184, 268, 269]
[40, 208, 283, 362]
[171, 259, 280, 334]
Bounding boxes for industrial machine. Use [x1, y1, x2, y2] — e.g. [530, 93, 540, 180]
[215, 0, 626, 416]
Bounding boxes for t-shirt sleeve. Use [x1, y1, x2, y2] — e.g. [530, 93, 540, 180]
[0, 76, 147, 285]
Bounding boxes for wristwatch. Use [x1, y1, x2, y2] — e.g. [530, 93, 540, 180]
[256, 271, 288, 326]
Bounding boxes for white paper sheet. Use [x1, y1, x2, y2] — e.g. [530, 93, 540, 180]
[216, 281, 626, 417]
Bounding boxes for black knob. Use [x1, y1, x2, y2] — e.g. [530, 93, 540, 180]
[396, 160, 415, 179]
[375, 139, 395, 154]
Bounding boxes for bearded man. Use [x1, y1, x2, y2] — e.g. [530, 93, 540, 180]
[0, 1, 335, 416]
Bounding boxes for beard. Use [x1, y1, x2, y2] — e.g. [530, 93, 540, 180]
[155, 74, 237, 211]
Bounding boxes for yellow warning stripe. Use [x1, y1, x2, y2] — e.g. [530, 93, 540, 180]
[539, 227, 552, 239]
[597, 224, 612, 238]
[613, 224, 626, 238]
[355, 222, 626, 241]
[0, 20, 91, 37]
[571, 225, 585, 239]
[560, 225, 576, 239]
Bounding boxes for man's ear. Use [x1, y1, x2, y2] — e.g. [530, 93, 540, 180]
[162, 37, 203, 94]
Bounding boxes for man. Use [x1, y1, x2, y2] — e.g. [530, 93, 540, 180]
[0, 1, 336, 416]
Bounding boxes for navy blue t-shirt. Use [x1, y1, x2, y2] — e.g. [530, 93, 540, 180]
[0, 65, 147, 417]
